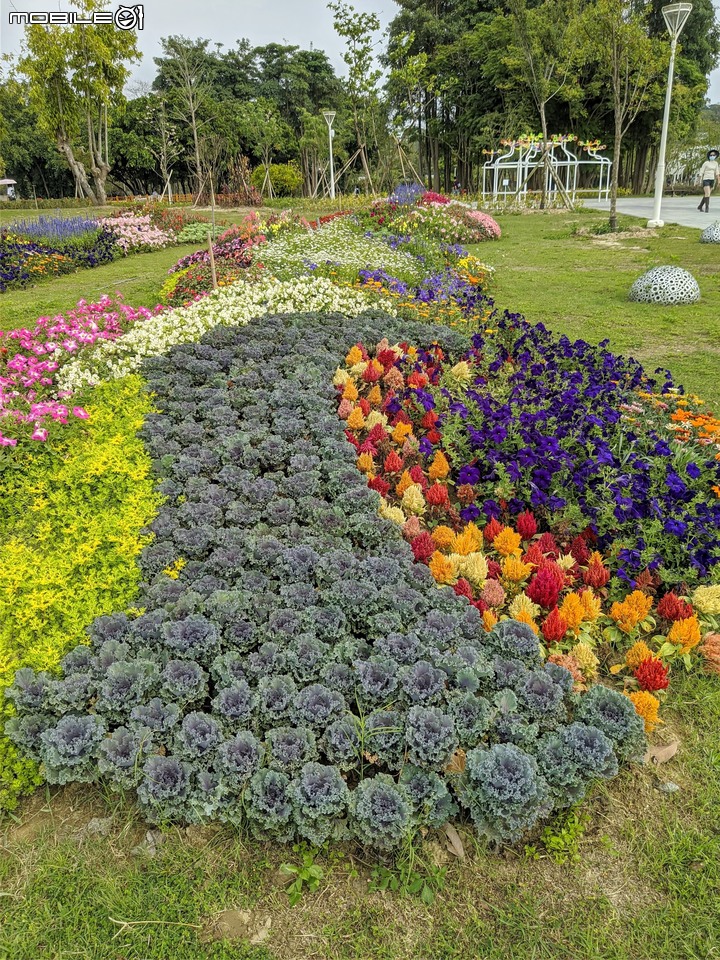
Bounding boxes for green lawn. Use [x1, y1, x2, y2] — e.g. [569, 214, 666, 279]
[1, 206, 719, 960]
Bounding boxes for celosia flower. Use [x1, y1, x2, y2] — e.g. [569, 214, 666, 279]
[347, 407, 365, 430]
[411, 533, 436, 563]
[481, 579, 506, 608]
[345, 343, 363, 365]
[403, 516, 422, 539]
[541, 607, 568, 644]
[558, 593, 585, 633]
[449, 360, 472, 382]
[547, 651, 584, 688]
[557, 553, 577, 572]
[396, 470, 415, 497]
[429, 550, 457, 585]
[365, 411, 388, 431]
[493, 527, 522, 558]
[698, 633, 720, 675]
[656, 592, 693, 622]
[401, 484, 426, 516]
[426, 483, 449, 507]
[634, 657, 669, 691]
[452, 523, 483, 556]
[392, 421, 413, 445]
[570, 641, 599, 680]
[513, 610, 538, 634]
[457, 552, 489, 588]
[579, 590, 601, 622]
[526, 566, 563, 610]
[625, 640, 655, 669]
[384, 450, 403, 473]
[501, 555, 533, 583]
[337, 398, 354, 420]
[367, 384, 382, 407]
[691, 585, 720, 615]
[626, 690, 662, 732]
[516, 511, 537, 540]
[583, 552, 611, 588]
[379, 500, 405, 525]
[383, 367, 404, 390]
[667, 616, 702, 654]
[508, 593, 541, 622]
[333, 366, 350, 387]
[428, 450, 451, 481]
[483, 610, 498, 631]
[483, 517, 503, 543]
[343, 380, 359, 401]
[432, 525, 455, 550]
[610, 591, 653, 634]
[356, 452, 374, 474]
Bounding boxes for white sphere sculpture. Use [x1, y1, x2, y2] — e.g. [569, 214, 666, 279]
[628, 266, 700, 305]
[700, 221, 720, 244]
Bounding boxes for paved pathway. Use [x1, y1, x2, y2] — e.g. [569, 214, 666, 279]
[584, 196, 719, 230]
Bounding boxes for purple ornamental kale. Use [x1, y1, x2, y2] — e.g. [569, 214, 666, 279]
[348, 774, 414, 850]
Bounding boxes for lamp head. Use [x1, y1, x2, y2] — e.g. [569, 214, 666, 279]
[322, 110, 336, 128]
[661, 3, 692, 39]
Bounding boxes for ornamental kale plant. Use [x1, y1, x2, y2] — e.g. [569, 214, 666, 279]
[7, 311, 645, 847]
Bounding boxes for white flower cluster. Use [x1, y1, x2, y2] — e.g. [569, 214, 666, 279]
[258, 219, 422, 281]
[57, 276, 396, 391]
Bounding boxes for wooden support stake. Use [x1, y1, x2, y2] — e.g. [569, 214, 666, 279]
[207, 231, 218, 290]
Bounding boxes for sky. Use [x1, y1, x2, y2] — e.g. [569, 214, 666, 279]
[1, 0, 719, 102]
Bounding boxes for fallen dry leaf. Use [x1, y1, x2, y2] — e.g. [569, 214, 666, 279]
[445, 748, 466, 775]
[441, 822, 466, 860]
[645, 740, 679, 765]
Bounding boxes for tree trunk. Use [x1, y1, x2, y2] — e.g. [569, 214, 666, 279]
[609, 108, 622, 232]
[539, 104, 549, 210]
[58, 137, 98, 203]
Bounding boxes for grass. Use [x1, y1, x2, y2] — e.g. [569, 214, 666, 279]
[1, 670, 718, 960]
[1, 205, 719, 959]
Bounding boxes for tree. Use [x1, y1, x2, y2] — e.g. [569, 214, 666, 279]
[17, 0, 140, 204]
[236, 98, 292, 197]
[580, 0, 666, 230]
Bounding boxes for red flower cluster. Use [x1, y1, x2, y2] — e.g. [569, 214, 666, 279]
[656, 592, 694, 622]
[634, 657, 670, 691]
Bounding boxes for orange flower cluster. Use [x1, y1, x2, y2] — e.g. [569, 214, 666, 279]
[609, 591, 653, 634]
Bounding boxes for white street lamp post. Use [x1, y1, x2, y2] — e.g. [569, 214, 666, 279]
[322, 110, 336, 200]
[648, 2, 693, 227]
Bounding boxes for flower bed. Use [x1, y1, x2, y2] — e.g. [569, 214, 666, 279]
[6, 312, 647, 844]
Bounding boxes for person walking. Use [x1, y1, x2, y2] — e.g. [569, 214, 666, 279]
[697, 149, 720, 212]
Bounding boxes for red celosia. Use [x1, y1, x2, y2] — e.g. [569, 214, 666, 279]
[536, 532, 558, 557]
[390, 410, 411, 426]
[583, 556, 610, 588]
[409, 465, 428, 490]
[411, 532, 436, 563]
[427, 429, 442, 444]
[457, 484, 476, 504]
[541, 606, 568, 644]
[656, 592, 694, 622]
[357, 440, 377, 455]
[634, 657, 670, 692]
[484, 517, 503, 543]
[472, 598, 489, 613]
[421, 410, 439, 429]
[407, 371, 428, 388]
[453, 578, 474, 600]
[516, 511, 537, 541]
[367, 423, 388, 445]
[362, 363, 382, 383]
[487, 559, 502, 580]
[523, 543, 545, 567]
[344, 430, 360, 449]
[377, 349, 398, 370]
[368, 476, 390, 497]
[426, 483, 449, 507]
[384, 450, 404, 473]
[569, 535, 590, 565]
[358, 398, 371, 416]
[526, 566, 562, 609]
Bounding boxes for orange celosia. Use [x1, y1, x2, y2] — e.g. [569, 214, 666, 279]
[625, 640, 655, 669]
[432, 525, 456, 550]
[501, 555, 533, 582]
[668, 615, 702, 654]
[559, 592, 585, 633]
[483, 610, 499, 631]
[514, 609, 539, 635]
[345, 345, 363, 366]
[392, 421, 413, 445]
[579, 589, 602, 622]
[698, 632, 720, 675]
[346, 407, 365, 431]
[367, 384, 382, 408]
[395, 470, 415, 497]
[492, 527, 523, 558]
[356, 452, 374, 474]
[609, 590, 653, 634]
[626, 690, 662, 732]
[429, 550, 457, 585]
[428, 450, 451, 481]
[451, 523, 483, 556]
[342, 380, 359, 402]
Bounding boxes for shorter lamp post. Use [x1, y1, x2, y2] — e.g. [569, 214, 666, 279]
[648, 2, 693, 228]
[322, 110, 336, 200]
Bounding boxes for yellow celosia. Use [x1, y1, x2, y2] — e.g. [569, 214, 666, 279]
[449, 360, 472, 383]
[579, 590, 602, 622]
[452, 523, 483, 556]
[392, 421, 413, 445]
[356, 452, 374, 474]
[457, 552, 489, 588]
[557, 552, 577, 571]
[429, 550, 457, 585]
[609, 590, 653, 634]
[332, 367, 350, 387]
[514, 609, 539, 635]
[349, 361, 367, 378]
[625, 640, 655, 669]
[379, 500, 406, 525]
[428, 450, 451, 481]
[345, 345, 363, 366]
[346, 407, 365, 431]
[626, 690, 662, 732]
[364, 411, 388, 431]
[395, 469, 415, 497]
[432, 525, 456, 550]
[342, 379, 359, 402]
[559, 592, 585, 633]
[501, 555, 533, 583]
[570, 641, 599, 680]
[492, 527, 523, 558]
[691, 585, 720, 615]
[668, 615, 702, 654]
[483, 610, 498, 631]
[367, 384, 382, 408]
[401, 484, 426, 516]
[508, 593, 541, 621]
